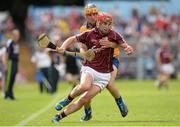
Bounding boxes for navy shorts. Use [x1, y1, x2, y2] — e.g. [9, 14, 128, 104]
[112, 57, 120, 69]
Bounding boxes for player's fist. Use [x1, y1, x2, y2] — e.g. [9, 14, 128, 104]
[99, 37, 112, 48]
[124, 45, 133, 55]
[56, 47, 65, 54]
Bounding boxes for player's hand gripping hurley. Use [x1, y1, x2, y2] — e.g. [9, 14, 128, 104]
[37, 33, 95, 61]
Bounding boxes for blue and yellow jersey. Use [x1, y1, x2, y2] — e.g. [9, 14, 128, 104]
[113, 48, 120, 57]
[80, 25, 91, 33]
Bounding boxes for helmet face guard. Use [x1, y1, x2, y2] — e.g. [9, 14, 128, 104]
[84, 4, 98, 16]
[96, 12, 113, 35]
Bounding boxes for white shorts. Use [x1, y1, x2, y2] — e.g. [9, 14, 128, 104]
[81, 66, 111, 90]
[160, 64, 174, 75]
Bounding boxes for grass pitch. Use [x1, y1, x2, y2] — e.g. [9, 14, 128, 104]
[0, 80, 180, 126]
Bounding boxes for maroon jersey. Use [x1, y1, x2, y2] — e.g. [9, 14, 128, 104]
[159, 48, 172, 64]
[76, 27, 125, 73]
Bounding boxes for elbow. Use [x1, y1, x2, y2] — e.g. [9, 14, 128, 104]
[67, 36, 77, 47]
[70, 36, 77, 43]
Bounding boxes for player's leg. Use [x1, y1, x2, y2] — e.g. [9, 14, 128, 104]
[53, 66, 110, 123]
[80, 66, 111, 121]
[9, 62, 18, 99]
[80, 100, 92, 121]
[156, 73, 166, 89]
[106, 60, 128, 117]
[107, 65, 120, 98]
[5, 61, 17, 100]
[0, 70, 5, 96]
[161, 73, 170, 89]
[52, 85, 101, 123]
[39, 81, 43, 93]
[65, 73, 79, 87]
[55, 71, 93, 111]
[155, 64, 173, 89]
[4, 60, 11, 99]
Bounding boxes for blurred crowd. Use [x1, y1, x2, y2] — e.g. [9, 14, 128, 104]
[0, 3, 179, 92]
[25, 5, 180, 80]
[0, 12, 15, 46]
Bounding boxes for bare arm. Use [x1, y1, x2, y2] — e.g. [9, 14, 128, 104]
[100, 38, 133, 55]
[120, 43, 134, 55]
[56, 36, 95, 61]
[79, 43, 88, 63]
[99, 37, 131, 49]
[60, 36, 78, 50]
[57, 36, 78, 56]
[99, 37, 119, 48]
[79, 43, 87, 52]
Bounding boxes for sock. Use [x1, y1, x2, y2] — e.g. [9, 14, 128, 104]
[84, 107, 92, 115]
[67, 95, 74, 102]
[59, 111, 67, 119]
[115, 96, 122, 103]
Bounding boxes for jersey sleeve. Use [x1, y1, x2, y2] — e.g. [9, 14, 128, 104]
[76, 31, 89, 45]
[111, 31, 126, 45]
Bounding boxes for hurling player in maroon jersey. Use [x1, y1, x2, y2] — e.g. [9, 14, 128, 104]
[155, 41, 174, 89]
[79, 4, 129, 121]
[52, 12, 133, 123]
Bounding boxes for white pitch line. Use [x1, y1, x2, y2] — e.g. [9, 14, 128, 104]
[15, 89, 69, 126]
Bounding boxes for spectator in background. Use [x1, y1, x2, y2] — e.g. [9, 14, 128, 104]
[155, 40, 174, 89]
[4, 29, 20, 100]
[48, 51, 60, 93]
[64, 44, 80, 88]
[25, 3, 180, 81]
[50, 33, 80, 88]
[47, 34, 62, 94]
[31, 47, 51, 93]
[0, 46, 6, 96]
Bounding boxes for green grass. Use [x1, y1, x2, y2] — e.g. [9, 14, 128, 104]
[0, 80, 180, 126]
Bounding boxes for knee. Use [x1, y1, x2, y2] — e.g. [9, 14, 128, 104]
[77, 83, 91, 92]
[107, 82, 115, 90]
